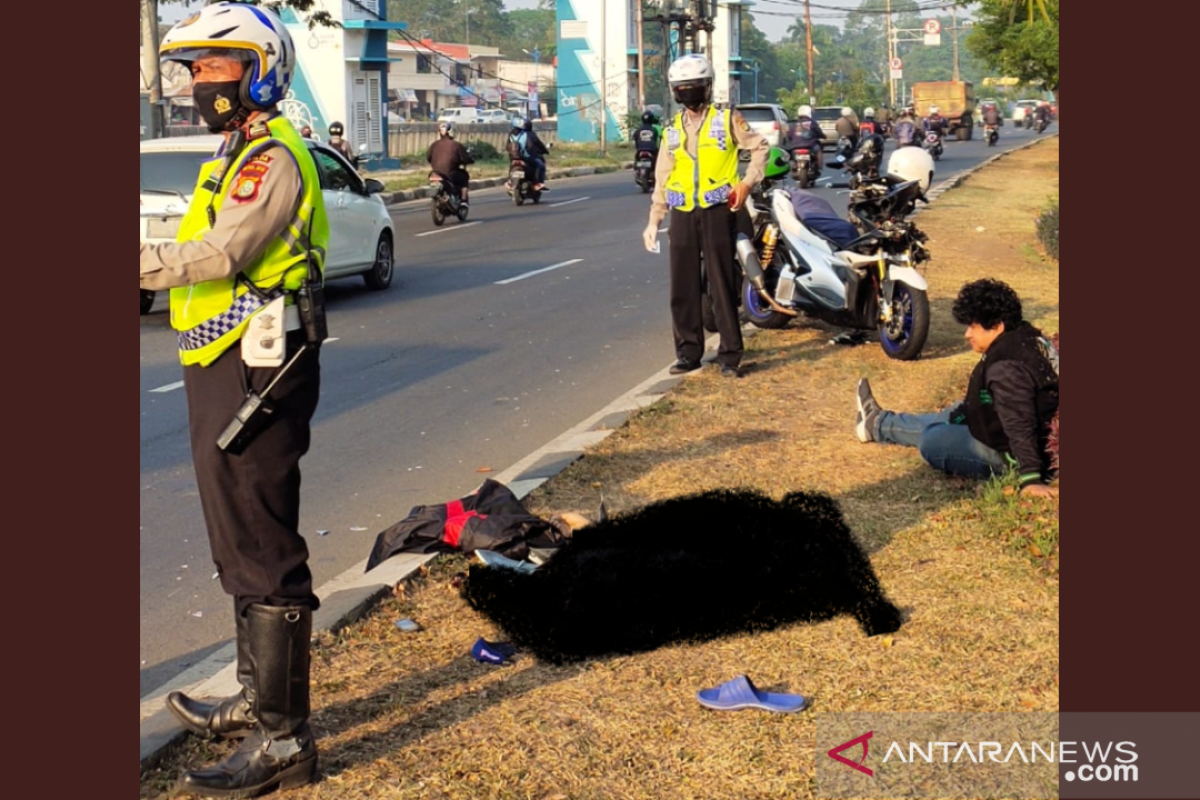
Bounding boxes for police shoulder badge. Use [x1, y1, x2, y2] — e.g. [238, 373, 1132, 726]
[230, 159, 271, 204]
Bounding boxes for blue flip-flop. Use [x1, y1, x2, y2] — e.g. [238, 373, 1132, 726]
[697, 675, 806, 713]
[471, 637, 517, 665]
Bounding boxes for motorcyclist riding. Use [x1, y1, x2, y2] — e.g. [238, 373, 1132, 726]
[923, 105, 947, 138]
[788, 104, 826, 170]
[507, 117, 550, 190]
[1035, 101, 1051, 129]
[426, 121, 474, 206]
[327, 120, 357, 167]
[835, 105, 860, 151]
[859, 106, 878, 137]
[893, 107, 919, 147]
[633, 110, 662, 162]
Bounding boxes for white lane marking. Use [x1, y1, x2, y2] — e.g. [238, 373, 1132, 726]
[149, 381, 184, 394]
[549, 196, 590, 207]
[495, 259, 584, 285]
[415, 221, 482, 237]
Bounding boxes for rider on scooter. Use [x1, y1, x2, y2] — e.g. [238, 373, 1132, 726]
[633, 110, 662, 164]
[507, 117, 550, 190]
[923, 105, 947, 138]
[893, 107, 920, 147]
[426, 121, 474, 206]
[788, 104, 826, 170]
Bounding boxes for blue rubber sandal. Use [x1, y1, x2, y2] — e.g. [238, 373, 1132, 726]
[697, 675, 806, 713]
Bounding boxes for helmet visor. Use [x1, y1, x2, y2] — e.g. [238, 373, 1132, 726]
[160, 43, 262, 76]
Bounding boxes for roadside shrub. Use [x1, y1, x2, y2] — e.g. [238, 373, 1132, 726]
[464, 140, 502, 161]
[1036, 198, 1059, 260]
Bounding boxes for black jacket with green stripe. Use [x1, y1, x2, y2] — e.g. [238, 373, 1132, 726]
[948, 322, 1060, 487]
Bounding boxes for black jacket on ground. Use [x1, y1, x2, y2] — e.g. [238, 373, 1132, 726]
[950, 322, 1060, 487]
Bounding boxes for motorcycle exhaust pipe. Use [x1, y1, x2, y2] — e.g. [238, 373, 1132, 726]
[735, 234, 799, 317]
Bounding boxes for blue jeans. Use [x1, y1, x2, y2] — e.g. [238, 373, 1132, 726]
[877, 409, 1010, 479]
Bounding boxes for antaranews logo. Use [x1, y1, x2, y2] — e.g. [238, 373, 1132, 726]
[826, 731, 1138, 782]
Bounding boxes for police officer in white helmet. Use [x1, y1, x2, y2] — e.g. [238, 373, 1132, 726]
[641, 54, 769, 378]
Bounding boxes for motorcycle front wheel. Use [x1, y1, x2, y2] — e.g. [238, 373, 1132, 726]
[878, 282, 930, 360]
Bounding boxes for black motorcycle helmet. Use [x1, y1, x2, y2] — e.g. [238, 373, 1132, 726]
[329, 121, 344, 137]
[641, 111, 658, 125]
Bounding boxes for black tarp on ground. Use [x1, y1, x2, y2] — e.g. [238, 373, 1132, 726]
[365, 479, 571, 572]
[459, 488, 903, 664]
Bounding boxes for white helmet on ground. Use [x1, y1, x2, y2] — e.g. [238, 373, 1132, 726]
[797, 104, 813, 118]
[886, 146, 935, 193]
[160, 1, 295, 111]
[668, 54, 714, 109]
[841, 106, 853, 117]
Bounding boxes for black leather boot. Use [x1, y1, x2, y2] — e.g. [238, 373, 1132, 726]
[181, 604, 318, 798]
[166, 607, 256, 739]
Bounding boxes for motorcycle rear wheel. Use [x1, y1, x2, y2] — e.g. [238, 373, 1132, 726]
[431, 202, 446, 226]
[879, 282, 930, 361]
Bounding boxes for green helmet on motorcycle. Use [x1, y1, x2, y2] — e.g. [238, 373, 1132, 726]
[763, 147, 791, 181]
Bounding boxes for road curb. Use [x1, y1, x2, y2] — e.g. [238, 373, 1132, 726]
[381, 162, 633, 206]
[139, 138, 1050, 771]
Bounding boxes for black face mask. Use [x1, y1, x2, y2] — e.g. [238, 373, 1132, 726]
[193, 80, 244, 133]
[674, 85, 708, 112]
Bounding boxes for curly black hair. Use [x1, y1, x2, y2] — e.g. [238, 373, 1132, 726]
[951, 278, 1023, 330]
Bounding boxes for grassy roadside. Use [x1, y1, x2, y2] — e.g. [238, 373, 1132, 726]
[142, 137, 1060, 800]
[379, 143, 636, 193]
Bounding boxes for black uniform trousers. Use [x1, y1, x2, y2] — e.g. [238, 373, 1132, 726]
[183, 330, 321, 617]
[668, 203, 744, 368]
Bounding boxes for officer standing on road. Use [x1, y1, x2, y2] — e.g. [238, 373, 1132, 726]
[641, 54, 769, 379]
[139, 3, 328, 796]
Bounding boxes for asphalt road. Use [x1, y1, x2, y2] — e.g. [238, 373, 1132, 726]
[139, 123, 1053, 697]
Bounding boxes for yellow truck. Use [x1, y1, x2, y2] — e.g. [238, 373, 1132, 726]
[911, 80, 976, 140]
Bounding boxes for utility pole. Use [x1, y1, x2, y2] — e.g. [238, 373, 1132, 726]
[141, 0, 164, 138]
[636, 0, 645, 111]
[600, 0, 607, 153]
[950, 4, 960, 81]
[886, 0, 895, 107]
[804, 0, 815, 98]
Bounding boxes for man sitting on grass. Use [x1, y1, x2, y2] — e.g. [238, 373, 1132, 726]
[855, 279, 1059, 497]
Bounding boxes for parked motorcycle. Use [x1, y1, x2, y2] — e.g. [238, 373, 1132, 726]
[507, 158, 543, 205]
[428, 171, 469, 226]
[634, 150, 656, 193]
[922, 130, 943, 161]
[735, 151, 933, 360]
[984, 123, 999, 147]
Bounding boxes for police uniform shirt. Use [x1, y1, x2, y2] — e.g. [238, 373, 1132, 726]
[140, 144, 302, 292]
[649, 107, 769, 225]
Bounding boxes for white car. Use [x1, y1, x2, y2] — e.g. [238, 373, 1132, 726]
[734, 103, 789, 148]
[140, 134, 395, 314]
[475, 108, 509, 124]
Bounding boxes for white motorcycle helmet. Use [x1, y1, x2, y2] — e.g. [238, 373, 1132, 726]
[863, 106, 875, 118]
[929, 105, 940, 114]
[668, 54, 715, 108]
[886, 146, 935, 194]
[797, 104, 813, 118]
[160, 1, 295, 112]
[841, 106, 853, 117]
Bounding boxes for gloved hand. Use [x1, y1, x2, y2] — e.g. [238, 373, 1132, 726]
[642, 222, 659, 252]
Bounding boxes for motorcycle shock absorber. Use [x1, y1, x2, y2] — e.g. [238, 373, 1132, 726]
[759, 223, 780, 268]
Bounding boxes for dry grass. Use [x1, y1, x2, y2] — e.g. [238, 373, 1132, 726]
[142, 138, 1061, 800]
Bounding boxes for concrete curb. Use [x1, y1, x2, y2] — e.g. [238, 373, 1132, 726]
[139, 137, 1053, 771]
[381, 162, 634, 206]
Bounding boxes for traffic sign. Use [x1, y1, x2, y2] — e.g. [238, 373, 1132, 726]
[924, 18, 941, 34]
[890, 57, 902, 80]
[890, 56, 902, 70]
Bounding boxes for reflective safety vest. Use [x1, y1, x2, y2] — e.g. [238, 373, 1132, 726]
[662, 105, 740, 212]
[170, 115, 329, 367]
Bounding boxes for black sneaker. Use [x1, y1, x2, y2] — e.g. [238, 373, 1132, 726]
[720, 364, 741, 379]
[855, 378, 883, 443]
[669, 359, 702, 375]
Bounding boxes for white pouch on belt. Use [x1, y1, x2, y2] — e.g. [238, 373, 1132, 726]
[241, 295, 287, 367]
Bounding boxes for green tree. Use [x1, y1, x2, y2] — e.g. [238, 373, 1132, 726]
[965, 0, 1059, 105]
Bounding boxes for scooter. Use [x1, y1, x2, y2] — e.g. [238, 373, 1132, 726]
[1036, 117, 1049, 134]
[428, 171, 469, 226]
[790, 145, 821, 189]
[735, 157, 933, 360]
[634, 150, 656, 193]
[984, 123, 999, 147]
[507, 158, 543, 205]
[922, 130, 943, 161]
